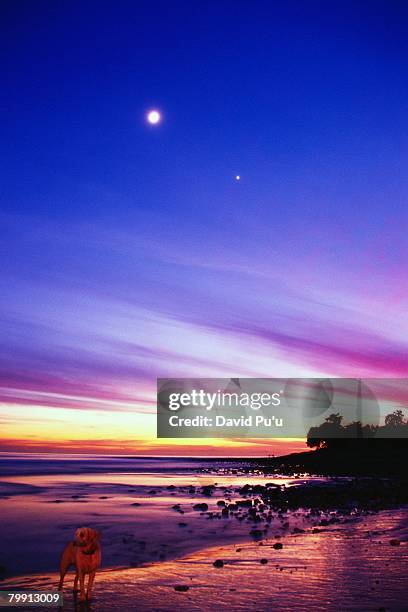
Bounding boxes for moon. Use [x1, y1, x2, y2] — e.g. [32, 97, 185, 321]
[147, 109, 161, 125]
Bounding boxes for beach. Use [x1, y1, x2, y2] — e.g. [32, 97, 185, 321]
[0, 454, 327, 576]
[0, 454, 407, 610]
[2, 509, 407, 611]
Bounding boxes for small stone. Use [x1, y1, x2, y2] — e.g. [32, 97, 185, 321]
[273, 542, 283, 550]
[260, 558, 268, 564]
[193, 503, 208, 511]
[213, 559, 224, 568]
[174, 585, 189, 592]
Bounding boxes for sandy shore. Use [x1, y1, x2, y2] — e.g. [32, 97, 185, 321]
[0, 467, 330, 576]
[2, 508, 407, 611]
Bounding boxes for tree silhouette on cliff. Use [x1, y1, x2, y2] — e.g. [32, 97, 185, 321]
[307, 409, 408, 450]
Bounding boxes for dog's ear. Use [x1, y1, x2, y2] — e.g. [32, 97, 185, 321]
[85, 527, 100, 543]
[76, 527, 86, 541]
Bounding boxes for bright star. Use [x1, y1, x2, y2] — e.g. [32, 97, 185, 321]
[235, 175, 241, 181]
[147, 109, 161, 125]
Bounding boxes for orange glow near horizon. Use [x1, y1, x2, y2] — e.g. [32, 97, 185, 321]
[0, 402, 306, 456]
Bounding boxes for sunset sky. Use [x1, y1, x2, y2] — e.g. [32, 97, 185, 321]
[1, 1, 407, 455]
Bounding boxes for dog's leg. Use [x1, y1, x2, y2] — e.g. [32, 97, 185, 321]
[73, 572, 79, 593]
[78, 572, 86, 602]
[58, 547, 72, 591]
[86, 571, 96, 600]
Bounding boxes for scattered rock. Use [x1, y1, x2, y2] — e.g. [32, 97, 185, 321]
[236, 499, 252, 508]
[260, 558, 268, 564]
[389, 539, 400, 546]
[174, 585, 189, 592]
[201, 485, 215, 496]
[273, 542, 283, 550]
[193, 503, 209, 511]
[213, 559, 224, 568]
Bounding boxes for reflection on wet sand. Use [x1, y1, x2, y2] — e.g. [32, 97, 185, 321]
[3, 509, 407, 611]
[0, 469, 332, 576]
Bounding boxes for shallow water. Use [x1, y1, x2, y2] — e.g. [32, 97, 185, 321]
[0, 454, 324, 577]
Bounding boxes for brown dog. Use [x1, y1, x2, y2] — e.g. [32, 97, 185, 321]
[58, 527, 101, 602]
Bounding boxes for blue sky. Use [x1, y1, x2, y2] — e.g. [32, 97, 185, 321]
[1, 1, 407, 453]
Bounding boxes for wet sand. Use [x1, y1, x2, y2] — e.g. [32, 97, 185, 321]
[2, 509, 407, 611]
[0, 466, 327, 576]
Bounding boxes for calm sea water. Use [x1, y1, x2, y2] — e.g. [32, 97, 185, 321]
[0, 452, 232, 476]
[0, 452, 294, 576]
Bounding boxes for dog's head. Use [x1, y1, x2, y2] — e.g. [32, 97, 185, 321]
[75, 527, 100, 548]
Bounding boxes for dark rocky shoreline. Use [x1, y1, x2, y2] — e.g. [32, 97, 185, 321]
[200, 441, 407, 481]
[249, 440, 408, 477]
